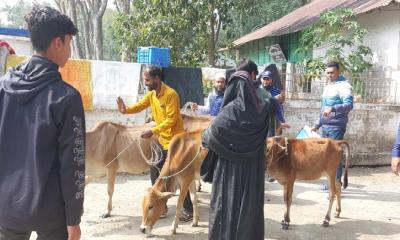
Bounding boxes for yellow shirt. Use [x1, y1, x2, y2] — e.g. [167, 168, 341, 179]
[126, 83, 184, 150]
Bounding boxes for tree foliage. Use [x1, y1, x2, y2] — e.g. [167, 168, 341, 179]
[0, 0, 32, 28]
[297, 8, 372, 77]
[111, 0, 261, 67]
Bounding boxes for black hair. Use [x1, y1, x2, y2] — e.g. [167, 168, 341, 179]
[144, 65, 162, 79]
[326, 61, 340, 70]
[24, 6, 77, 51]
[236, 58, 258, 75]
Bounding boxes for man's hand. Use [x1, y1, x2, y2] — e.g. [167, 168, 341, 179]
[67, 225, 81, 240]
[391, 157, 400, 176]
[116, 96, 126, 114]
[311, 127, 318, 132]
[189, 102, 199, 111]
[141, 129, 153, 139]
[323, 107, 333, 117]
[275, 93, 285, 104]
[280, 123, 291, 129]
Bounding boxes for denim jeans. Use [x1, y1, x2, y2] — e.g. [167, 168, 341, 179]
[322, 126, 346, 182]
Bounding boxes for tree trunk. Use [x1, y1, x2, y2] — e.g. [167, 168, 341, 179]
[88, 0, 107, 60]
[77, 1, 93, 59]
[207, 4, 216, 67]
[114, 0, 132, 62]
[68, 0, 84, 59]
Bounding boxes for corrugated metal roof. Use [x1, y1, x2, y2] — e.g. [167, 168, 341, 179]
[233, 0, 400, 47]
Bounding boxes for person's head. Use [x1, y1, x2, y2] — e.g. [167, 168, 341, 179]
[260, 70, 273, 88]
[325, 61, 340, 82]
[143, 65, 162, 91]
[24, 6, 77, 67]
[214, 73, 226, 92]
[236, 58, 258, 80]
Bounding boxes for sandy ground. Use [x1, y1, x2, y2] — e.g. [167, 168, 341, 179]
[30, 166, 400, 240]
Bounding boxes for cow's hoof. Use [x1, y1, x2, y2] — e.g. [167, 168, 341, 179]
[191, 222, 199, 227]
[171, 229, 177, 235]
[322, 220, 330, 227]
[197, 186, 202, 192]
[101, 213, 111, 218]
[334, 213, 340, 218]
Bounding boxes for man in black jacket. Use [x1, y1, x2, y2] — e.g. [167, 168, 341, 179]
[0, 6, 84, 240]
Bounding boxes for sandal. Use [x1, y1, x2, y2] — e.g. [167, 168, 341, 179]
[179, 210, 193, 222]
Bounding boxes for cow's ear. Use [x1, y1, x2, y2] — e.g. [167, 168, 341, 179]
[158, 191, 176, 199]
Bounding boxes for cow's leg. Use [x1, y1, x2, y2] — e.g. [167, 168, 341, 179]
[171, 183, 189, 234]
[281, 181, 294, 230]
[334, 179, 342, 218]
[189, 181, 199, 227]
[102, 166, 117, 218]
[323, 173, 337, 227]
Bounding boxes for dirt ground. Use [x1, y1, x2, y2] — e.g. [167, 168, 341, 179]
[31, 166, 400, 240]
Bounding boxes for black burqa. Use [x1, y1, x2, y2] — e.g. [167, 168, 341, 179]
[203, 70, 274, 240]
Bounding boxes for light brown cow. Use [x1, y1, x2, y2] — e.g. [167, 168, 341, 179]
[181, 112, 212, 131]
[140, 130, 208, 235]
[85, 121, 157, 217]
[85, 115, 211, 218]
[266, 137, 350, 229]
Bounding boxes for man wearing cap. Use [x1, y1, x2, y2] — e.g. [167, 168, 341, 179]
[260, 70, 290, 133]
[189, 73, 226, 117]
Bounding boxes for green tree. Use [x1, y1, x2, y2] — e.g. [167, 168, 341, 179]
[103, 9, 120, 61]
[297, 8, 372, 77]
[0, 0, 32, 28]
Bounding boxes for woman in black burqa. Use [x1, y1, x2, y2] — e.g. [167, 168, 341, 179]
[202, 59, 275, 240]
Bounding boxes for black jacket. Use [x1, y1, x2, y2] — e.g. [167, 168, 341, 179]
[204, 71, 274, 161]
[0, 55, 85, 231]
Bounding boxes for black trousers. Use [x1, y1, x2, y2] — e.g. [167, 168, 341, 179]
[150, 149, 193, 212]
[0, 224, 67, 240]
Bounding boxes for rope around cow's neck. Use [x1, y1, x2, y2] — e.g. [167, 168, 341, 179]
[104, 136, 163, 168]
[158, 147, 202, 183]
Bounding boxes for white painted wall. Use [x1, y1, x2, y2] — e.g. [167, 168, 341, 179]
[313, 4, 400, 71]
[0, 35, 33, 56]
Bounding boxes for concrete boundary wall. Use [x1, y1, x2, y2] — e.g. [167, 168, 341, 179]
[284, 100, 400, 166]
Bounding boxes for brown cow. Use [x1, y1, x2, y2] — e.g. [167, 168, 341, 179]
[140, 130, 208, 235]
[85, 115, 211, 218]
[266, 136, 350, 229]
[181, 112, 212, 131]
[85, 121, 157, 218]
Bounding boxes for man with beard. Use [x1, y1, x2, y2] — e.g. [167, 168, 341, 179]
[189, 73, 226, 116]
[116, 65, 193, 221]
[203, 59, 275, 240]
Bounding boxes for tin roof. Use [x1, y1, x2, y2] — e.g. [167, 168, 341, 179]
[233, 0, 400, 47]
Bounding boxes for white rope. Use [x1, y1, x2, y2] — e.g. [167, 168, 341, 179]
[104, 136, 163, 168]
[159, 147, 202, 181]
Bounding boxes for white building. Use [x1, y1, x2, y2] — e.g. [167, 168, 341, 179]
[0, 27, 33, 56]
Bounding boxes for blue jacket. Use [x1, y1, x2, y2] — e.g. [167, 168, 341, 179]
[264, 85, 285, 123]
[198, 90, 224, 116]
[393, 123, 400, 157]
[314, 75, 353, 129]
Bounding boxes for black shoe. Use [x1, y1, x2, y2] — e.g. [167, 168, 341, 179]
[179, 209, 193, 222]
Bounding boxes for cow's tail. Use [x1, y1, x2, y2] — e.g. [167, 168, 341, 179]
[338, 141, 351, 189]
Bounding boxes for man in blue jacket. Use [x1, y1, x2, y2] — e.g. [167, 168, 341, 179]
[392, 123, 400, 175]
[260, 70, 290, 133]
[0, 6, 84, 240]
[190, 73, 226, 117]
[312, 61, 354, 188]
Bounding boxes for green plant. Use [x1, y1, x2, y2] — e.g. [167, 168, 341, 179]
[297, 8, 373, 78]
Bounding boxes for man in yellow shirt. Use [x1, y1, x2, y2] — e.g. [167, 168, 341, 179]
[116, 65, 193, 221]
